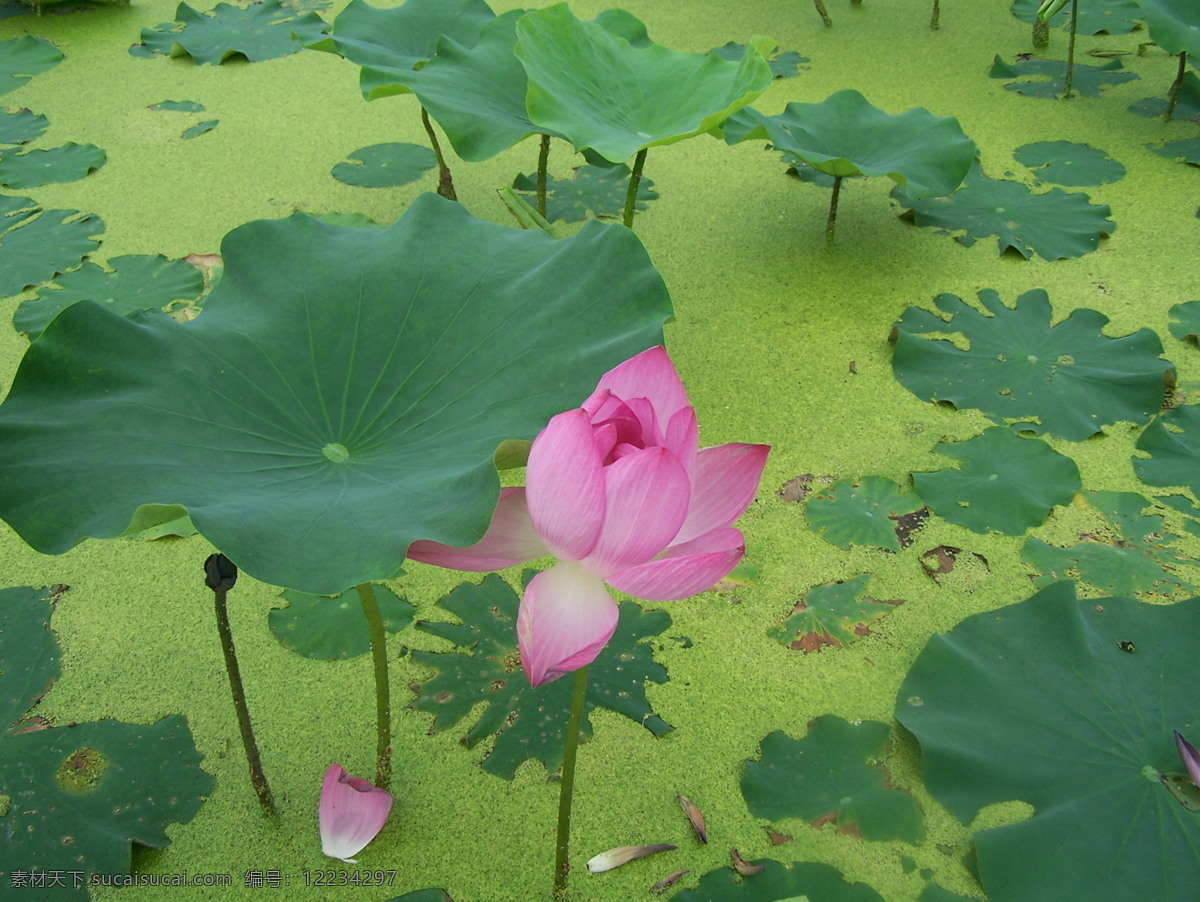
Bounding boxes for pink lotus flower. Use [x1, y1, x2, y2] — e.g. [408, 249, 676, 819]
[319, 764, 393, 862]
[409, 346, 769, 686]
[1176, 731, 1200, 789]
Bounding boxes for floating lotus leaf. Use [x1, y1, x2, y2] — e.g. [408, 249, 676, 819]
[1149, 136, 1200, 165]
[1129, 71, 1200, 121]
[912, 427, 1081, 536]
[1134, 404, 1200, 495]
[892, 164, 1116, 260]
[1135, 0, 1200, 56]
[742, 716, 923, 842]
[674, 860, 884, 902]
[1169, 301, 1200, 342]
[139, 0, 328, 65]
[15, 255, 203, 339]
[726, 91, 975, 198]
[892, 289, 1170, 439]
[711, 41, 807, 78]
[0, 142, 105, 189]
[989, 54, 1137, 98]
[148, 99, 204, 113]
[270, 584, 413, 659]
[1, 587, 214, 899]
[0, 108, 48, 145]
[1013, 140, 1125, 186]
[1022, 491, 1198, 598]
[388, 893, 453, 902]
[805, 476, 925, 551]
[0, 194, 672, 595]
[919, 886, 976, 902]
[1009, 0, 1141, 34]
[515, 3, 772, 163]
[768, 574, 904, 652]
[511, 164, 658, 222]
[331, 142, 435, 187]
[0, 35, 61, 95]
[410, 574, 672, 779]
[897, 581, 1200, 902]
[0, 195, 103, 299]
[311, 0, 495, 99]
[181, 119, 218, 139]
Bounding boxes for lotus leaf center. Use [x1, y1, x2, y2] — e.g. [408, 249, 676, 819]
[322, 443, 351, 463]
[1027, 355, 1038, 364]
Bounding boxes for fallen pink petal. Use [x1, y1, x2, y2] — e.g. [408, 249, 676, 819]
[318, 764, 393, 863]
[586, 843, 677, 873]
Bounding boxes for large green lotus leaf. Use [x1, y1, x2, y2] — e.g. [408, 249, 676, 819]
[331, 142, 435, 187]
[673, 860, 884, 902]
[0, 108, 48, 145]
[0, 35, 62, 95]
[270, 584, 413, 659]
[1009, 0, 1142, 34]
[1022, 491, 1198, 598]
[1150, 136, 1200, 165]
[896, 581, 1200, 902]
[515, 3, 772, 163]
[912, 427, 1081, 535]
[0, 196, 103, 299]
[892, 164, 1116, 260]
[1169, 300, 1200, 342]
[0, 194, 672, 595]
[1134, 404, 1200, 494]
[310, 0, 495, 99]
[411, 573, 672, 779]
[767, 574, 904, 652]
[805, 476, 924, 552]
[989, 54, 1137, 98]
[512, 164, 658, 223]
[1, 587, 213, 898]
[725, 91, 975, 198]
[15, 255, 204, 339]
[140, 0, 328, 65]
[892, 289, 1169, 439]
[1013, 140, 1125, 186]
[743, 717, 923, 842]
[0, 142, 105, 189]
[1135, 0, 1200, 56]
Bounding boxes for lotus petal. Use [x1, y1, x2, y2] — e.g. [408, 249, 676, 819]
[407, 488, 547, 571]
[517, 561, 618, 686]
[586, 843, 677, 873]
[319, 764, 393, 863]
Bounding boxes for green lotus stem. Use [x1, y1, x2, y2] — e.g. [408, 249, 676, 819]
[1165, 52, 1188, 120]
[356, 582, 392, 791]
[826, 174, 844, 243]
[1063, 0, 1079, 99]
[552, 666, 590, 899]
[1032, 18, 1050, 48]
[623, 149, 648, 229]
[205, 555, 277, 819]
[930, 0, 940, 30]
[537, 134, 551, 218]
[420, 106, 457, 202]
[813, 0, 832, 27]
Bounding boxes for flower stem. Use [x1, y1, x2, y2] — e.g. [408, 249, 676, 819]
[1165, 52, 1188, 120]
[930, 0, 940, 29]
[813, 0, 831, 27]
[421, 106, 457, 201]
[552, 665, 590, 899]
[826, 174, 843, 244]
[537, 134, 551, 218]
[206, 555, 277, 819]
[623, 149, 648, 229]
[1063, 0, 1079, 99]
[1032, 18, 1049, 48]
[356, 582, 392, 791]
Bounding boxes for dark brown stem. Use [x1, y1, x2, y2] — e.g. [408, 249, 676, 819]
[421, 106, 457, 201]
[536, 134, 551, 218]
[826, 175, 843, 243]
[1165, 51, 1188, 120]
[1063, 0, 1078, 99]
[1032, 18, 1049, 49]
[813, 0, 832, 27]
[930, 0, 940, 30]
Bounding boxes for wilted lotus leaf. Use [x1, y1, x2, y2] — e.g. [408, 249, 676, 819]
[410, 574, 672, 779]
[897, 582, 1200, 902]
[512, 164, 658, 222]
[270, 584, 414, 659]
[1013, 141, 1125, 186]
[0, 108, 48, 145]
[0, 194, 103, 299]
[674, 859, 885, 902]
[891, 288, 1171, 439]
[1022, 491, 1199, 598]
[0, 35, 61, 95]
[516, 3, 772, 162]
[139, 0, 328, 65]
[1169, 301, 1200, 342]
[805, 476, 924, 552]
[1134, 0, 1200, 56]
[0, 194, 672, 595]
[15, 255, 203, 339]
[331, 142, 435, 187]
[1135, 404, 1200, 496]
[912, 427, 1081, 536]
[725, 90, 975, 198]
[742, 716, 922, 842]
[768, 574, 903, 652]
[989, 54, 1137, 98]
[892, 164, 1116, 259]
[1009, 0, 1141, 34]
[0, 587, 213, 899]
